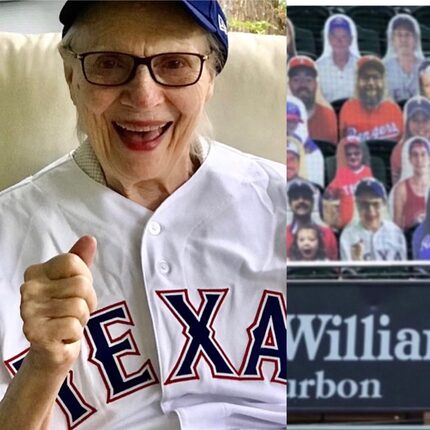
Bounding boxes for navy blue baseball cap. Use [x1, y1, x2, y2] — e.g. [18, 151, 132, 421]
[328, 16, 351, 34]
[59, 0, 229, 72]
[355, 178, 387, 201]
[406, 96, 430, 119]
[287, 179, 314, 200]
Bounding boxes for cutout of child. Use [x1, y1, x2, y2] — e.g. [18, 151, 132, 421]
[288, 223, 328, 261]
[287, 178, 338, 260]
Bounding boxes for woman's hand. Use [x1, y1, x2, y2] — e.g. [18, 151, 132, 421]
[20, 236, 97, 372]
[0, 236, 98, 430]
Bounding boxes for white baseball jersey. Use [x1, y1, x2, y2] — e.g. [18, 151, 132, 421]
[0, 141, 286, 429]
[340, 220, 407, 261]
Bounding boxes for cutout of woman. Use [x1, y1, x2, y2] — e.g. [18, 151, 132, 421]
[419, 59, 430, 99]
[383, 14, 424, 103]
[391, 136, 430, 230]
[287, 95, 324, 186]
[391, 96, 430, 185]
[287, 17, 297, 62]
[324, 136, 373, 230]
[316, 14, 360, 103]
[340, 178, 407, 261]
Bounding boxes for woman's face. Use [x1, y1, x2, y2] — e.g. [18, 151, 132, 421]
[409, 142, 430, 175]
[408, 111, 430, 137]
[421, 73, 430, 98]
[297, 228, 318, 260]
[64, 2, 215, 191]
[392, 26, 416, 56]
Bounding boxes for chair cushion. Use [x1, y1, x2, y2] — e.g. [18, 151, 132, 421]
[0, 31, 285, 190]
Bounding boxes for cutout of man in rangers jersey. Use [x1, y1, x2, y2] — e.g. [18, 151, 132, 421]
[339, 55, 404, 143]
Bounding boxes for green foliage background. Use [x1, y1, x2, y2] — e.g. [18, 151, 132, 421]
[219, 0, 286, 35]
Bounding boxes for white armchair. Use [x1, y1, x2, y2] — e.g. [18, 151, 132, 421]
[0, 31, 285, 190]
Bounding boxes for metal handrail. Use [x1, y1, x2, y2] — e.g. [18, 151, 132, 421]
[287, 260, 430, 268]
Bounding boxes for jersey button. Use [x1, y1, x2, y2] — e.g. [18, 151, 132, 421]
[148, 221, 162, 235]
[157, 260, 171, 275]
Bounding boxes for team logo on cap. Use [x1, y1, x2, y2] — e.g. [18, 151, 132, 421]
[218, 14, 227, 35]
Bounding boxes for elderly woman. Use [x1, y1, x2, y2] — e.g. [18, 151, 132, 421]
[383, 14, 424, 103]
[0, 2, 286, 429]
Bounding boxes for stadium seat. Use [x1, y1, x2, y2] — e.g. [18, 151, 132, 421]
[294, 26, 316, 58]
[370, 156, 387, 186]
[356, 25, 381, 56]
[346, 6, 396, 54]
[365, 139, 397, 160]
[314, 140, 336, 157]
[412, 6, 430, 27]
[328, 6, 348, 15]
[365, 139, 396, 189]
[395, 6, 414, 14]
[346, 6, 396, 33]
[397, 99, 408, 111]
[325, 155, 337, 184]
[331, 98, 348, 117]
[420, 24, 430, 56]
[404, 225, 419, 261]
[288, 6, 330, 57]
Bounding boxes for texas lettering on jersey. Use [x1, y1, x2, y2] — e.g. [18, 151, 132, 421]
[4, 289, 286, 429]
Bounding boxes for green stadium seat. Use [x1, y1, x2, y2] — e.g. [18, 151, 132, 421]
[288, 6, 330, 57]
[356, 25, 381, 56]
[294, 26, 316, 58]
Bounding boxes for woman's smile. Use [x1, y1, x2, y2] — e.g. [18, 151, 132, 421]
[113, 120, 173, 151]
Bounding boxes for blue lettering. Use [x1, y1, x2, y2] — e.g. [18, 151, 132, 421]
[157, 289, 235, 383]
[240, 291, 286, 384]
[85, 301, 158, 402]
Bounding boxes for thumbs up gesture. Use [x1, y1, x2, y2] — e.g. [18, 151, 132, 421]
[20, 236, 98, 371]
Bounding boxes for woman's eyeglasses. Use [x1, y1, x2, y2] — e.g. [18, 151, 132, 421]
[65, 50, 210, 87]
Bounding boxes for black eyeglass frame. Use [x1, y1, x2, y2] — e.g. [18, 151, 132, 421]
[65, 49, 210, 88]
